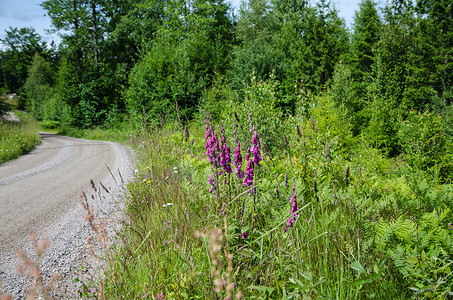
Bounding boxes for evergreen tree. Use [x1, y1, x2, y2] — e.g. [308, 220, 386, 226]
[229, 0, 285, 91]
[350, 0, 382, 77]
[412, 0, 452, 107]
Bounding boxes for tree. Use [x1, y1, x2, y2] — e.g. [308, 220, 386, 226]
[0, 27, 48, 93]
[350, 0, 382, 77]
[24, 54, 55, 119]
[412, 0, 452, 106]
[42, 0, 130, 126]
[365, 0, 417, 154]
[126, 0, 234, 124]
[229, 0, 285, 91]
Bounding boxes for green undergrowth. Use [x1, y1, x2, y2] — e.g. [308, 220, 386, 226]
[99, 94, 452, 299]
[0, 110, 41, 164]
[56, 123, 136, 145]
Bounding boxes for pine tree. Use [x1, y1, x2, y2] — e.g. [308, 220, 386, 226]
[351, 0, 382, 78]
[413, 0, 453, 106]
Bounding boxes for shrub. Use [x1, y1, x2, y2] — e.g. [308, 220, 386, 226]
[398, 110, 452, 180]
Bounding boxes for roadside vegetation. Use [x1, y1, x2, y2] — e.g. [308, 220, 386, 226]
[1, 0, 452, 298]
[95, 81, 452, 299]
[0, 96, 41, 164]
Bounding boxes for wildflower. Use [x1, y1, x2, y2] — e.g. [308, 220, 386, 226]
[243, 130, 262, 193]
[285, 186, 299, 232]
[208, 172, 216, 194]
[243, 155, 254, 193]
[204, 115, 220, 167]
[205, 128, 220, 165]
[233, 140, 244, 179]
[241, 232, 248, 239]
[155, 293, 164, 300]
[251, 131, 262, 166]
[219, 122, 232, 175]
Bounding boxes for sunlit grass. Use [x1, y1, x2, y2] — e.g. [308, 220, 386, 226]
[0, 110, 41, 164]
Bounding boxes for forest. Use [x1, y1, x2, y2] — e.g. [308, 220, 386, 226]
[0, 0, 452, 298]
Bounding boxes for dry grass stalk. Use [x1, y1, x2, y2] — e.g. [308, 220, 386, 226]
[195, 227, 243, 300]
[79, 182, 113, 299]
[15, 233, 60, 300]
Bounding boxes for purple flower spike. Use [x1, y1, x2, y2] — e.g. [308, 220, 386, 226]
[285, 187, 299, 231]
[243, 158, 254, 187]
[233, 141, 244, 179]
[217, 122, 232, 177]
[251, 131, 262, 166]
[209, 172, 215, 194]
[220, 139, 232, 175]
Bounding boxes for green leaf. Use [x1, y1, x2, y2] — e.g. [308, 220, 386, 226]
[351, 261, 367, 274]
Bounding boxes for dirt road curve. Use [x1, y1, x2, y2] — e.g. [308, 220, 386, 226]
[0, 132, 134, 298]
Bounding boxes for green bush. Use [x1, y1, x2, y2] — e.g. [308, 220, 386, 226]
[221, 71, 288, 155]
[398, 110, 452, 180]
[198, 75, 237, 122]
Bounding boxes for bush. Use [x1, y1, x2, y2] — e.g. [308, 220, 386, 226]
[221, 71, 288, 155]
[398, 110, 452, 180]
[41, 120, 61, 129]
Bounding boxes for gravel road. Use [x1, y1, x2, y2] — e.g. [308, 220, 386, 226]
[0, 132, 135, 299]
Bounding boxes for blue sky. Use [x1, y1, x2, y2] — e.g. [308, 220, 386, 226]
[0, 0, 377, 49]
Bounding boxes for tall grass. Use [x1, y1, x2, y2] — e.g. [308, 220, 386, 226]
[0, 111, 41, 164]
[99, 91, 453, 299]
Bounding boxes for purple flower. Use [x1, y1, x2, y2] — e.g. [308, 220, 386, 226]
[219, 127, 232, 175]
[242, 131, 262, 194]
[251, 131, 262, 166]
[233, 141, 244, 179]
[243, 157, 254, 192]
[208, 172, 215, 194]
[241, 232, 248, 239]
[285, 187, 299, 231]
[155, 293, 164, 300]
[204, 116, 220, 167]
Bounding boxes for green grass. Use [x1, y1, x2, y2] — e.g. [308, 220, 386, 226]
[0, 110, 41, 164]
[56, 123, 136, 145]
[93, 96, 452, 299]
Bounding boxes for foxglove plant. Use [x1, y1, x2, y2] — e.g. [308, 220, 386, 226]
[204, 114, 220, 168]
[208, 172, 215, 194]
[219, 122, 232, 176]
[243, 152, 254, 193]
[251, 131, 262, 166]
[232, 126, 244, 179]
[204, 114, 221, 194]
[242, 130, 262, 194]
[285, 186, 299, 232]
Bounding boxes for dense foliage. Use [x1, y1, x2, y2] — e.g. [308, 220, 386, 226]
[1, 0, 452, 298]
